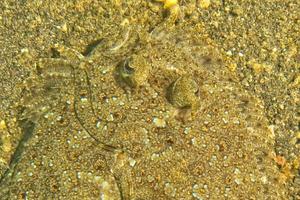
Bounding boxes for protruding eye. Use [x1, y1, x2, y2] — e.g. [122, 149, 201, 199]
[122, 59, 135, 75]
[115, 53, 150, 88]
[115, 58, 136, 88]
[167, 75, 200, 109]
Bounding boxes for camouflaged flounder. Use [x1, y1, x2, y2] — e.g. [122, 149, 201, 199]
[0, 26, 285, 200]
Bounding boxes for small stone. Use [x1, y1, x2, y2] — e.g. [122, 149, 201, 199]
[228, 63, 237, 72]
[112, 96, 118, 101]
[21, 48, 29, 53]
[77, 172, 81, 179]
[153, 117, 166, 128]
[222, 118, 228, 124]
[0, 158, 7, 165]
[164, 182, 176, 197]
[192, 192, 203, 200]
[248, 60, 273, 74]
[0, 133, 11, 153]
[191, 138, 197, 146]
[249, 174, 256, 182]
[0, 120, 7, 130]
[267, 125, 276, 139]
[290, 75, 300, 88]
[94, 176, 103, 183]
[163, 0, 178, 9]
[234, 168, 241, 174]
[56, 116, 63, 121]
[107, 114, 114, 122]
[226, 50, 233, 56]
[129, 157, 136, 167]
[198, 0, 210, 9]
[261, 176, 268, 184]
[80, 97, 88, 103]
[184, 127, 191, 134]
[100, 180, 109, 189]
[147, 175, 155, 182]
[151, 153, 160, 160]
[61, 23, 68, 33]
[96, 121, 102, 128]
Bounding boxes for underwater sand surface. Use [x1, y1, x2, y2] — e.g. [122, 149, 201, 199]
[0, 0, 299, 199]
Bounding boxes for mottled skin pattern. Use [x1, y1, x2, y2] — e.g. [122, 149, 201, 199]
[0, 26, 285, 199]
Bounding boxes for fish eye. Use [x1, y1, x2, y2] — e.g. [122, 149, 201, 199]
[115, 58, 137, 88]
[122, 59, 135, 75]
[167, 75, 199, 109]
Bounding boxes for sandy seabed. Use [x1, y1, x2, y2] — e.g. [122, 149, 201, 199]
[0, 0, 299, 199]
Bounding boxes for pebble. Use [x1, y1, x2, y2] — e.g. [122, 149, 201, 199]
[60, 23, 68, 33]
[234, 178, 241, 185]
[80, 97, 88, 102]
[0, 120, 7, 130]
[198, 0, 210, 9]
[261, 176, 268, 184]
[151, 153, 160, 160]
[153, 117, 166, 128]
[147, 175, 155, 182]
[107, 113, 114, 122]
[129, 157, 136, 167]
[184, 127, 191, 134]
[164, 182, 176, 197]
[163, 0, 178, 9]
[21, 48, 29, 53]
[77, 172, 81, 179]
